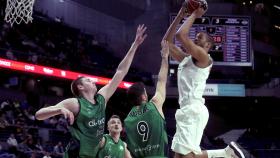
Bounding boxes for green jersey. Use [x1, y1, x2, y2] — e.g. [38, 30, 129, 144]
[124, 102, 168, 158]
[64, 94, 106, 158]
[97, 134, 125, 158]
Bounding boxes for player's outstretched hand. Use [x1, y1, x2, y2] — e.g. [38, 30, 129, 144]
[134, 24, 148, 46]
[60, 107, 74, 125]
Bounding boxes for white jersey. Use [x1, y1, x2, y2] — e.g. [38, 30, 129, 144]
[177, 55, 212, 108]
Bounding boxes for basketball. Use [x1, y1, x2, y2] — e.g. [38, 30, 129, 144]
[185, 0, 208, 14]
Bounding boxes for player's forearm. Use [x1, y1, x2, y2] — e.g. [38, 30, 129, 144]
[116, 42, 138, 74]
[163, 13, 184, 42]
[176, 14, 196, 38]
[155, 56, 169, 95]
[35, 106, 62, 120]
[163, 12, 184, 60]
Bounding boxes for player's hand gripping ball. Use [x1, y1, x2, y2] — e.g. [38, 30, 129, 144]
[185, 0, 208, 14]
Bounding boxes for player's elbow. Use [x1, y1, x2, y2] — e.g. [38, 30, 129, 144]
[175, 31, 185, 42]
[35, 111, 41, 120]
[35, 110, 44, 120]
[162, 37, 172, 43]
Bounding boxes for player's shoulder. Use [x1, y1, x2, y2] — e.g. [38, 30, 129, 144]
[60, 98, 79, 110]
[59, 98, 80, 115]
[62, 98, 79, 105]
[192, 52, 211, 68]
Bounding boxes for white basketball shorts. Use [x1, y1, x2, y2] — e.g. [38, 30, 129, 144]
[171, 103, 209, 155]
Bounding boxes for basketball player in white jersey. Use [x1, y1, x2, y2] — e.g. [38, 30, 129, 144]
[162, 3, 245, 158]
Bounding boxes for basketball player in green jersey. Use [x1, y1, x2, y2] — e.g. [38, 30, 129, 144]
[124, 40, 170, 158]
[162, 3, 245, 158]
[97, 115, 131, 158]
[35, 24, 147, 158]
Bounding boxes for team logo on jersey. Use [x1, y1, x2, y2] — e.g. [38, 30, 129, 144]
[88, 118, 105, 127]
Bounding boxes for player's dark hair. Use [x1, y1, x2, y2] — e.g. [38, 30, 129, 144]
[127, 82, 145, 106]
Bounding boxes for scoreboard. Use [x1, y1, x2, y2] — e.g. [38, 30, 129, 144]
[170, 15, 252, 66]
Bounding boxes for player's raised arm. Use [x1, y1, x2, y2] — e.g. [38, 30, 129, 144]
[175, 8, 210, 67]
[35, 98, 78, 125]
[151, 40, 170, 116]
[162, 3, 189, 62]
[98, 24, 147, 104]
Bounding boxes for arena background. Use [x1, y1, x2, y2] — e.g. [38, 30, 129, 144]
[0, 0, 279, 157]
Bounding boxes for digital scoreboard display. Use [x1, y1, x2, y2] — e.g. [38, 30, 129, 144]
[170, 15, 252, 66]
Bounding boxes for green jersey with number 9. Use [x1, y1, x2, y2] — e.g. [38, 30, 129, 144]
[124, 102, 168, 158]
